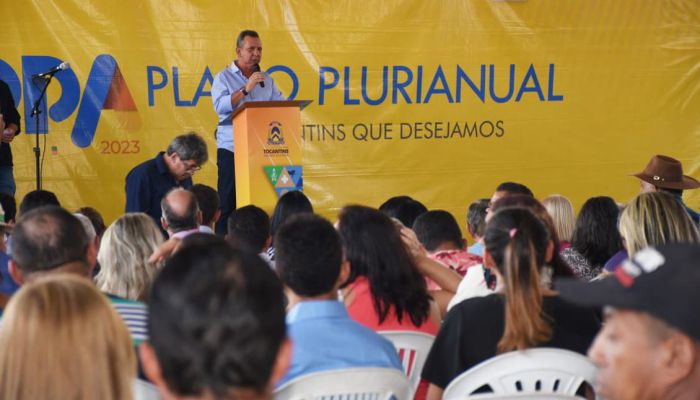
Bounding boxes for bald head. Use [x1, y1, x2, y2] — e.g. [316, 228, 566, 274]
[11, 206, 90, 277]
[161, 188, 201, 234]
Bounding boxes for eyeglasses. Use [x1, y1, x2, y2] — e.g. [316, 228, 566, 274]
[180, 158, 201, 174]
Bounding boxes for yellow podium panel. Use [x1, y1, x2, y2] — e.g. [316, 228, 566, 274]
[232, 101, 305, 211]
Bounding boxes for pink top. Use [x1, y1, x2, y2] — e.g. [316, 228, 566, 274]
[427, 249, 482, 291]
[559, 241, 572, 252]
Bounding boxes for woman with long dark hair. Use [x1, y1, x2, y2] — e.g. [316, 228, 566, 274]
[423, 208, 600, 399]
[338, 205, 439, 400]
[561, 196, 623, 280]
[338, 205, 439, 331]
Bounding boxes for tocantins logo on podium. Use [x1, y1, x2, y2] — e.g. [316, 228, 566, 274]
[264, 166, 303, 198]
[267, 121, 285, 145]
[264, 121, 289, 156]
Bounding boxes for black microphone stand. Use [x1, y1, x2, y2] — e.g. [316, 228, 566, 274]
[30, 75, 54, 190]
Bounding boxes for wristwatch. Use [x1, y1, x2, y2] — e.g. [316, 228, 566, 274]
[239, 87, 249, 96]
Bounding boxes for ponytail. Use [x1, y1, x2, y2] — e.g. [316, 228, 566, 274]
[484, 208, 553, 353]
[497, 233, 552, 352]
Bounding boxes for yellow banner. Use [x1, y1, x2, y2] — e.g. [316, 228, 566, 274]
[1, 0, 699, 226]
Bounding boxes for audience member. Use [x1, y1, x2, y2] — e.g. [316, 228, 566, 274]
[423, 208, 600, 399]
[466, 198, 489, 256]
[379, 195, 427, 228]
[448, 195, 574, 311]
[487, 182, 533, 215]
[75, 207, 106, 277]
[542, 194, 575, 250]
[18, 189, 60, 216]
[7, 206, 148, 345]
[606, 191, 700, 272]
[339, 205, 439, 333]
[275, 213, 402, 387]
[558, 244, 700, 400]
[0, 274, 135, 400]
[268, 190, 313, 260]
[561, 196, 622, 280]
[413, 210, 465, 252]
[227, 204, 273, 267]
[413, 210, 481, 289]
[632, 154, 700, 224]
[189, 183, 220, 234]
[492, 195, 574, 278]
[160, 188, 202, 239]
[125, 132, 208, 233]
[76, 206, 107, 239]
[74, 213, 100, 274]
[339, 205, 439, 399]
[95, 213, 164, 301]
[139, 237, 290, 400]
[0, 202, 15, 297]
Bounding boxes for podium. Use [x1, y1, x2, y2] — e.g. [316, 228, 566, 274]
[231, 100, 309, 210]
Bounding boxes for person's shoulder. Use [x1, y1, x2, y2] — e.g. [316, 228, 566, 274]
[127, 154, 159, 179]
[546, 295, 598, 318]
[347, 320, 400, 354]
[452, 292, 502, 313]
[128, 154, 155, 171]
[107, 294, 147, 309]
[107, 295, 149, 345]
[444, 293, 503, 329]
[321, 310, 391, 345]
[213, 64, 235, 80]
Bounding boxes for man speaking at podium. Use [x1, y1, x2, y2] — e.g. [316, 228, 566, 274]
[211, 30, 285, 235]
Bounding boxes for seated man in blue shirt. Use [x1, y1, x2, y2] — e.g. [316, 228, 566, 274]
[211, 30, 285, 235]
[125, 132, 208, 234]
[274, 213, 403, 387]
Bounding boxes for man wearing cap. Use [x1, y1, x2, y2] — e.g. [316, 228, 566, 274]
[558, 244, 700, 400]
[633, 154, 700, 224]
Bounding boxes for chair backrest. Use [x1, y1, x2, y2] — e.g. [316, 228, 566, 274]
[133, 379, 161, 400]
[273, 367, 412, 400]
[442, 348, 598, 399]
[450, 394, 587, 400]
[378, 330, 435, 397]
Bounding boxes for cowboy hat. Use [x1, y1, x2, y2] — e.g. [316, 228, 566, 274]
[632, 155, 700, 190]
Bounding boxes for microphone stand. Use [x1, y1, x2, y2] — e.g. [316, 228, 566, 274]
[30, 74, 54, 190]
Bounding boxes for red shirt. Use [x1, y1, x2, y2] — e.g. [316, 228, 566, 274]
[345, 276, 438, 400]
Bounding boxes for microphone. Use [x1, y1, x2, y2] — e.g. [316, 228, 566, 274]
[32, 62, 70, 79]
[253, 64, 265, 88]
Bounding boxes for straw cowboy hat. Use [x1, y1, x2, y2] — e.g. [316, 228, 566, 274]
[632, 155, 700, 190]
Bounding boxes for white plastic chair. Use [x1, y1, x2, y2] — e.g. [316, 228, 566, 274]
[442, 348, 598, 399]
[452, 394, 586, 400]
[132, 379, 161, 400]
[273, 367, 412, 400]
[378, 330, 435, 397]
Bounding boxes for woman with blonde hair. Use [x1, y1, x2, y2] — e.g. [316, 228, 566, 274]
[542, 194, 575, 250]
[95, 213, 164, 301]
[0, 274, 136, 400]
[619, 191, 700, 256]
